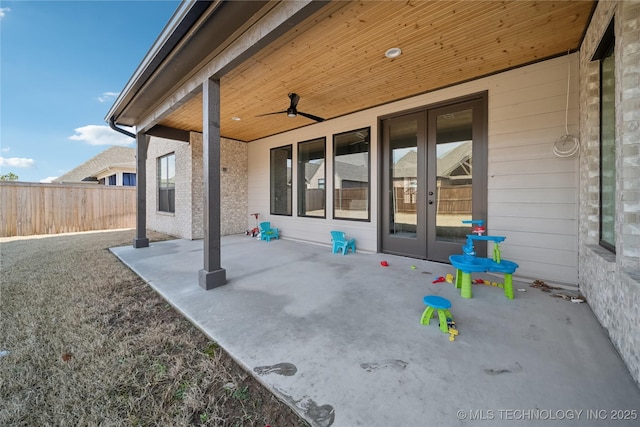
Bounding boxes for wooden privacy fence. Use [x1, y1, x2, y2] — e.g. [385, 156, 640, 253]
[334, 188, 368, 211]
[0, 182, 136, 237]
[392, 185, 471, 214]
[436, 184, 472, 214]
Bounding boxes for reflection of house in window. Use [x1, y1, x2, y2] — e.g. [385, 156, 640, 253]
[299, 136, 325, 218]
[392, 141, 472, 215]
[393, 150, 417, 213]
[438, 142, 472, 185]
[437, 141, 472, 217]
[158, 153, 175, 213]
[334, 128, 370, 220]
[334, 156, 369, 211]
[304, 162, 323, 188]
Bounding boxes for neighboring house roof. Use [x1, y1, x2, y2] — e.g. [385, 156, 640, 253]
[54, 146, 136, 183]
[394, 150, 418, 178]
[392, 144, 472, 179]
[438, 143, 472, 178]
[335, 160, 367, 183]
[304, 162, 321, 182]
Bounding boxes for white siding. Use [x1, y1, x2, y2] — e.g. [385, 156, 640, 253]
[248, 54, 579, 285]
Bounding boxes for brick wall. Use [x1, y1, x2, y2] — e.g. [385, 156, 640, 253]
[189, 132, 248, 237]
[578, 0, 640, 387]
[146, 137, 194, 238]
[146, 134, 248, 239]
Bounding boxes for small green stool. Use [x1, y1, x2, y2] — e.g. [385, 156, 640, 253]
[420, 295, 453, 334]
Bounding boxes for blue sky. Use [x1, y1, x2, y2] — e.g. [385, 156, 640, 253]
[0, 0, 180, 182]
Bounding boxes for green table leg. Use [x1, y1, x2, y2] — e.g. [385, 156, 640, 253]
[437, 309, 450, 333]
[420, 306, 435, 325]
[504, 273, 514, 300]
[460, 271, 473, 299]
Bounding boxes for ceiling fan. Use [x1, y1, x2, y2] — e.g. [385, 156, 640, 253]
[257, 93, 325, 122]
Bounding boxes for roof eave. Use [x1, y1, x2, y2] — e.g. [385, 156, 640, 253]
[105, 0, 216, 127]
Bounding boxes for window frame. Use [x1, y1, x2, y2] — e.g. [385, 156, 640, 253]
[332, 127, 371, 222]
[297, 137, 326, 218]
[157, 152, 176, 214]
[270, 144, 293, 216]
[593, 19, 616, 253]
[123, 172, 136, 187]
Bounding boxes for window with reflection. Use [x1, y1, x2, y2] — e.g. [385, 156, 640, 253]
[270, 145, 292, 216]
[298, 138, 326, 217]
[158, 153, 175, 213]
[333, 128, 370, 221]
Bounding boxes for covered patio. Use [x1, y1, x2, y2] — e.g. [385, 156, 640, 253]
[111, 236, 640, 427]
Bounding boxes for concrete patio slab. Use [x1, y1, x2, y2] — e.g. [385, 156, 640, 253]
[111, 235, 640, 427]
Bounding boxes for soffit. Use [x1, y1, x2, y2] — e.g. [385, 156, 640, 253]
[158, 0, 594, 142]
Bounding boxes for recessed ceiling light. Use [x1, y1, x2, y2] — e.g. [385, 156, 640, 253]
[232, 117, 241, 121]
[385, 47, 402, 59]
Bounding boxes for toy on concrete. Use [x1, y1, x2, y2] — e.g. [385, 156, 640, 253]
[448, 325, 459, 341]
[330, 231, 356, 255]
[420, 295, 454, 334]
[449, 220, 519, 299]
[246, 213, 260, 237]
[259, 221, 279, 242]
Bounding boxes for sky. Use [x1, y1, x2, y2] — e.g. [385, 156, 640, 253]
[0, 0, 181, 182]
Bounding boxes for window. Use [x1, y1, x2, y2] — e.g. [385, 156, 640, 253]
[158, 153, 175, 213]
[595, 20, 616, 252]
[108, 174, 116, 186]
[123, 172, 136, 186]
[270, 145, 292, 215]
[333, 128, 370, 220]
[298, 138, 326, 217]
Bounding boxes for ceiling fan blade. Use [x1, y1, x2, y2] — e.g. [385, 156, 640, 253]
[256, 110, 287, 117]
[297, 111, 325, 122]
[288, 93, 300, 109]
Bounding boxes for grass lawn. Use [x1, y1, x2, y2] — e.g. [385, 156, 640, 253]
[0, 229, 305, 426]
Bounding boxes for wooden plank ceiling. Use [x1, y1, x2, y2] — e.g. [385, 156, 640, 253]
[158, 0, 594, 142]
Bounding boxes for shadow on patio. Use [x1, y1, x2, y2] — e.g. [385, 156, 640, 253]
[111, 235, 640, 427]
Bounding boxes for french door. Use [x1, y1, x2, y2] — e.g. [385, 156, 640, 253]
[381, 96, 487, 262]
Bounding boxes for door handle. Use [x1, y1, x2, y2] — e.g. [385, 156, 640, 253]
[428, 191, 434, 196]
[428, 200, 434, 204]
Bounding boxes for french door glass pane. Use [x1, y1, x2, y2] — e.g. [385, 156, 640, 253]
[389, 120, 418, 238]
[435, 109, 472, 243]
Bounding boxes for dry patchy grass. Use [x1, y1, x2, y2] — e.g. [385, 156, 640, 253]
[0, 230, 305, 426]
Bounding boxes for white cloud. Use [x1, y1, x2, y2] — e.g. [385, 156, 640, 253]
[0, 7, 10, 18]
[40, 176, 58, 183]
[97, 92, 120, 103]
[0, 156, 35, 168]
[69, 125, 134, 146]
